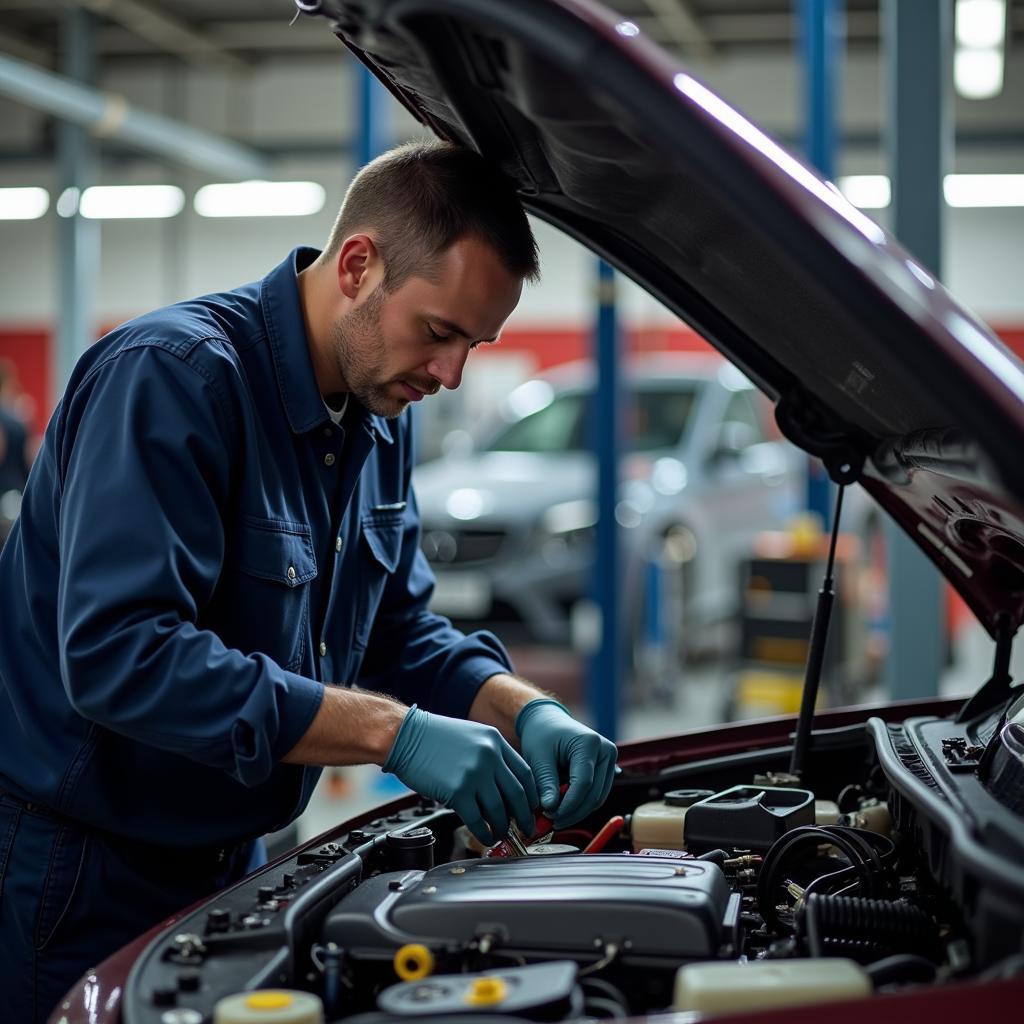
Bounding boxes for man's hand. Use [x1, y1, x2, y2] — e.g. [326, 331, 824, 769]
[516, 699, 617, 827]
[383, 705, 538, 846]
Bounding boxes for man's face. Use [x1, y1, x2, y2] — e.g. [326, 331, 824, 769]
[331, 236, 524, 418]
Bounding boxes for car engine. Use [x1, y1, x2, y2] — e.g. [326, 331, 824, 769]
[118, 683, 1024, 1023]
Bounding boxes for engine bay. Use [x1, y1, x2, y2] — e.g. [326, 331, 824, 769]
[120, 687, 1024, 1023]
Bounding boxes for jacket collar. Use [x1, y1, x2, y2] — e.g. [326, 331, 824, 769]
[260, 246, 394, 444]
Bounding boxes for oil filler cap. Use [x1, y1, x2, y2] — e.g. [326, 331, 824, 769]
[378, 961, 578, 1018]
[394, 943, 435, 981]
[213, 988, 324, 1023]
[465, 977, 507, 1006]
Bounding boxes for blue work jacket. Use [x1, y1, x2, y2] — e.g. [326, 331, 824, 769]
[0, 247, 511, 847]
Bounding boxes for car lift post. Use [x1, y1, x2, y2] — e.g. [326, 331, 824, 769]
[882, 0, 948, 699]
[589, 259, 623, 741]
[799, 0, 841, 531]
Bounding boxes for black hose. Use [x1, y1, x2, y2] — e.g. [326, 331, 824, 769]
[756, 825, 896, 932]
[800, 893, 937, 963]
[697, 849, 728, 866]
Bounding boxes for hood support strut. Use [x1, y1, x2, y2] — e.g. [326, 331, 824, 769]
[956, 614, 1018, 723]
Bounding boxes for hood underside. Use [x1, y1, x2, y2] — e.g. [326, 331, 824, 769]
[306, 0, 1024, 637]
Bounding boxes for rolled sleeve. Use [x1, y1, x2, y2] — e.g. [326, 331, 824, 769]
[357, 434, 513, 719]
[56, 343, 322, 787]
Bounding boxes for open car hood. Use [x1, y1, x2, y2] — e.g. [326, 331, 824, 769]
[303, 0, 1024, 638]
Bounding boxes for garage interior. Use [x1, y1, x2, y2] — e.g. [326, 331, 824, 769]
[1, 6, 1024, 1019]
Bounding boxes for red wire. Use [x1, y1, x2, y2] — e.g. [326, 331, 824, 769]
[582, 815, 626, 854]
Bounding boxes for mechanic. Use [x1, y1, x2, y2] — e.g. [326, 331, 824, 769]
[0, 140, 618, 1023]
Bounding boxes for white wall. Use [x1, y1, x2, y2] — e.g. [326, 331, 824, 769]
[1, 47, 1022, 328]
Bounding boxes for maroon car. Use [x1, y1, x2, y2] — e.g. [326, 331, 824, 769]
[54, 1, 1024, 1021]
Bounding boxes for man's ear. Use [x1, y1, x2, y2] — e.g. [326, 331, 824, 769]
[335, 233, 381, 300]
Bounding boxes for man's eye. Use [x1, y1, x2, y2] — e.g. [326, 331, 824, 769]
[427, 325, 449, 341]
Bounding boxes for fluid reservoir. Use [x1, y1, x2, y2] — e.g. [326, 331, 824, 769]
[673, 959, 870, 1014]
[842, 800, 892, 836]
[814, 799, 840, 824]
[631, 789, 712, 852]
[214, 989, 324, 1024]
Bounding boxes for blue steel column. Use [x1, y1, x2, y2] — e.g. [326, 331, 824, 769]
[799, 0, 841, 530]
[55, 6, 99, 395]
[882, 0, 948, 698]
[589, 260, 622, 741]
[358, 63, 389, 168]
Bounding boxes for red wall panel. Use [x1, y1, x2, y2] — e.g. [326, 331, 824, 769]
[1, 321, 1022, 437]
[0, 329, 50, 437]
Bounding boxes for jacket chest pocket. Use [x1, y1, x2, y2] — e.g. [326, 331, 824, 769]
[353, 506, 404, 651]
[220, 519, 317, 671]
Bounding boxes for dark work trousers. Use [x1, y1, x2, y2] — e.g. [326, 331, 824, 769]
[0, 792, 267, 1023]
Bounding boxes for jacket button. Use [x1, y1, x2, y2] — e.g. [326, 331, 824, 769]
[287, 566, 297, 581]
[319, 642, 327, 657]
[335, 537, 342, 552]
[324, 453, 336, 467]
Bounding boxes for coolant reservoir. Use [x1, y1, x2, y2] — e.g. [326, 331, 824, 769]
[815, 799, 840, 824]
[214, 989, 324, 1024]
[843, 800, 892, 836]
[673, 959, 870, 1013]
[631, 789, 712, 852]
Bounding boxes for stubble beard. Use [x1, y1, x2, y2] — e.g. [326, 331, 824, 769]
[330, 286, 407, 419]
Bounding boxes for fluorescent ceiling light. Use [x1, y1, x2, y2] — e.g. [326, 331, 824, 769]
[955, 0, 1006, 49]
[955, 48, 1005, 99]
[0, 186, 49, 220]
[76, 185, 184, 219]
[945, 174, 1024, 207]
[837, 175, 891, 210]
[194, 180, 326, 218]
[838, 174, 1024, 210]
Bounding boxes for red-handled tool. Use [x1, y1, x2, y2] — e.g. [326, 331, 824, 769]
[528, 782, 570, 843]
[485, 783, 569, 858]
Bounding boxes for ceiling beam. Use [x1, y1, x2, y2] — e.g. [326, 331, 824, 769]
[72, 0, 251, 74]
[0, 50, 269, 177]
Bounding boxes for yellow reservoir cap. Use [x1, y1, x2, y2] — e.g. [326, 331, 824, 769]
[214, 988, 323, 1023]
[246, 993, 293, 1010]
[465, 977, 507, 1006]
[394, 943, 435, 981]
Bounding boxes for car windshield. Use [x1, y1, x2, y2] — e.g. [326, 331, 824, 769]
[487, 383, 700, 454]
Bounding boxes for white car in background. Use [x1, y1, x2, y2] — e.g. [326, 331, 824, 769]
[413, 354, 805, 662]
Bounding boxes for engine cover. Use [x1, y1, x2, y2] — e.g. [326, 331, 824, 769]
[323, 854, 736, 961]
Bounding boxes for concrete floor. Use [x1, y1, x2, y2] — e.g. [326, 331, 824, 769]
[288, 618, 1009, 846]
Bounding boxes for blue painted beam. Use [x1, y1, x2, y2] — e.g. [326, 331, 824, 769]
[358, 63, 390, 167]
[799, 0, 842, 530]
[589, 260, 623, 741]
[882, 0, 948, 699]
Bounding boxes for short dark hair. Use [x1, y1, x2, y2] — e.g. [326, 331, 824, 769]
[322, 140, 539, 290]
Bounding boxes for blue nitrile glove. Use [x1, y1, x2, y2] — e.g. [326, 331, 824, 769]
[515, 698, 618, 828]
[383, 705, 538, 846]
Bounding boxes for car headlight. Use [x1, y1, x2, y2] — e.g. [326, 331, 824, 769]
[535, 500, 597, 565]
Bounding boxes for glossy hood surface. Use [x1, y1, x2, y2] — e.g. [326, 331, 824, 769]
[302, 0, 1024, 637]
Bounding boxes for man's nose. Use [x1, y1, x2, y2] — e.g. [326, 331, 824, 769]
[426, 340, 471, 391]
